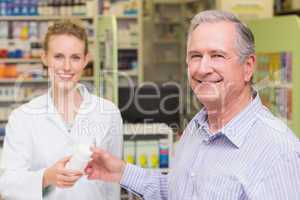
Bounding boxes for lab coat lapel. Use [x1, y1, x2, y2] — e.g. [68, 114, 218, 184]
[45, 84, 97, 133]
[45, 89, 70, 133]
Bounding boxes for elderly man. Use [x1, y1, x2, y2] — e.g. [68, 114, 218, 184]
[85, 10, 300, 199]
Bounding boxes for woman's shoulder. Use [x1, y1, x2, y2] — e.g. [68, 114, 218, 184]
[90, 94, 120, 112]
[10, 93, 48, 118]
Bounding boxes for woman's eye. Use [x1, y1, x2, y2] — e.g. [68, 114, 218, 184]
[71, 56, 81, 61]
[54, 55, 63, 59]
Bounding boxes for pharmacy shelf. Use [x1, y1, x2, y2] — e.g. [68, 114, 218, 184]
[159, 168, 170, 173]
[153, 0, 197, 4]
[0, 98, 32, 103]
[0, 15, 93, 21]
[0, 78, 48, 83]
[155, 60, 180, 64]
[275, 9, 300, 16]
[119, 69, 139, 76]
[154, 20, 181, 25]
[248, 16, 300, 137]
[154, 39, 180, 45]
[268, 82, 292, 89]
[254, 82, 293, 90]
[1, 38, 94, 43]
[118, 45, 138, 50]
[117, 15, 138, 20]
[0, 76, 94, 84]
[0, 58, 41, 64]
[123, 123, 174, 177]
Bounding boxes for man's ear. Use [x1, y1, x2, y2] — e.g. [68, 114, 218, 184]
[41, 51, 48, 67]
[243, 54, 256, 82]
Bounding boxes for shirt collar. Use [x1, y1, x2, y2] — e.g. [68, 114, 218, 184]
[47, 83, 97, 116]
[193, 90, 263, 148]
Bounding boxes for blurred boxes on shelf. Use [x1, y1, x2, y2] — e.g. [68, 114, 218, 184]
[123, 123, 173, 169]
[216, 0, 273, 20]
[110, 0, 138, 16]
[124, 139, 169, 169]
[291, 0, 300, 9]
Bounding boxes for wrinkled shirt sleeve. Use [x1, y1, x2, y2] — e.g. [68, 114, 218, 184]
[120, 164, 168, 200]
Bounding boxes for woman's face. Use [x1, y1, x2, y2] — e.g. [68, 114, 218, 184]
[42, 34, 89, 92]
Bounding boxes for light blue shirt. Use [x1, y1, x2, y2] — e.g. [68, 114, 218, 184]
[120, 92, 300, 199]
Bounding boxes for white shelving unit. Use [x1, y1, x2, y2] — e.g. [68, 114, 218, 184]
[0, 16, 93, 21]
[0, 58, 42, 64]
[121, 123, 173, 200]
[0, 77, 94, 83]
[117, 15, 138, 20]
[116, 0, 144, 86]
[123, 123, 174, 169]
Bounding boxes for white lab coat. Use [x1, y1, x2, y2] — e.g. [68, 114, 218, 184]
[0, 84, 123, 200]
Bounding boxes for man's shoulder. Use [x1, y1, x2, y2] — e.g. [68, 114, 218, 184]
[254, 106, 299, 155]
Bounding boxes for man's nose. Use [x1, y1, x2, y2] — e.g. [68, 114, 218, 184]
[197, 55, 213, 75]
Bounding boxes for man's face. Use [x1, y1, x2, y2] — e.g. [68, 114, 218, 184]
[187, 21, 253, 108]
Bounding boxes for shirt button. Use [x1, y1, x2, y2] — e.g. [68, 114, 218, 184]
[203, 138, 210, 144]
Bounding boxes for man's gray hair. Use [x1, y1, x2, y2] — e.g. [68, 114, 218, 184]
[188, 10, 255, 62]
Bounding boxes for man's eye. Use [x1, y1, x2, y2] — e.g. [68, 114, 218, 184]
[191, 55, 202, 59]
[212, 54, 225, 58]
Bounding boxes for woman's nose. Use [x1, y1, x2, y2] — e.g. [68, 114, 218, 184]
[63, 59, 72, 71]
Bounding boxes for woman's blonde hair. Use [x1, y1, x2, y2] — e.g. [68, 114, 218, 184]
[43, 19, 88, 55]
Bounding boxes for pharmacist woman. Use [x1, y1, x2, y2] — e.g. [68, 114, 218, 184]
[0, 20, 122, 200]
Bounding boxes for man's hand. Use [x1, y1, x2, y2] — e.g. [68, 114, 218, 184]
[85, 147, 126, 183]
[43, 156, 83, 188]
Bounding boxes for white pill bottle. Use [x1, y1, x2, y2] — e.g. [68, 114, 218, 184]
[66, 144, 92, 172]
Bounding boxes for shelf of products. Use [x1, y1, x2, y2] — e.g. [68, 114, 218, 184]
[274, 0, 300, 15]
[0, 58, 41, 63]
[142, 0, 210, 128]
[112, 0, 143, 86]
[248, 15, 300, 137]
[141, 0, 207, 85]
[122, 123, 174, 199]
[123, 123, 174, 170]
[0, 0, 95, 17]
[0, 15, 94, 21]
[142, 0, 184, 84]
[117, 15, 138, 20]
[0, 0, 100, 143]
[215, 0, 273, 21]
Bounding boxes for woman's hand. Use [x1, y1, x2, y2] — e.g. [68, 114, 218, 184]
[43, 156, 83, 188]
[85, 147, 126, 183]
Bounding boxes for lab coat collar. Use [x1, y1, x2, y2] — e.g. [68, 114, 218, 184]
[47, 83, 97, 116]
[46, 84, 98, 131]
